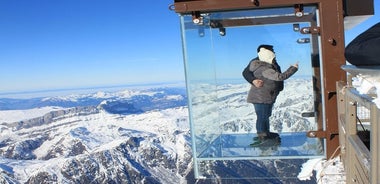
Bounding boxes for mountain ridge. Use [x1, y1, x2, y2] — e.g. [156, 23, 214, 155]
[0, 79, 319, 183]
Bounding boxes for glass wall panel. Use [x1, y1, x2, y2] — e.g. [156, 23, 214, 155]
[180, 15, 221, 158]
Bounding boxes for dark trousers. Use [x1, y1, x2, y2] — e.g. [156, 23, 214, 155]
[253, 103, 273, 133]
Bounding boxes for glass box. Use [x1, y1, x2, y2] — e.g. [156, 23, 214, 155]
[179, 5, 325, 180]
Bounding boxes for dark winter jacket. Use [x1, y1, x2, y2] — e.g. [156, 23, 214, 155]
[242, 58, 284, 91]
[246, 59, 298, 104]
[242, 58, 259, 84]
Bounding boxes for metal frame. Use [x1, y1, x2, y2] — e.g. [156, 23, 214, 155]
[337, 80, 380, 183]
[172, 0, 346, 159]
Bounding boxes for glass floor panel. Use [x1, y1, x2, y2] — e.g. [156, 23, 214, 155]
[198, 132, 324, 159]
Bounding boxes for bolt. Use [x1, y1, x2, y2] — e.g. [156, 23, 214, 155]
[309, 132, 316, 137]
[328, 38, 337, 46]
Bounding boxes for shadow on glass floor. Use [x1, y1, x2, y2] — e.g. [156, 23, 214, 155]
[198, 132, 324, 159]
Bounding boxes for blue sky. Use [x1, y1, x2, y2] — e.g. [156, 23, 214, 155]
[0, 0, 184, 93]
[0, 0, 379, 93]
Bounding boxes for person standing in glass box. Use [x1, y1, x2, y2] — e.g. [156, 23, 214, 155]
[242, 44, 299, 146]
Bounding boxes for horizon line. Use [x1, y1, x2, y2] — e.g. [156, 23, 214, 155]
[0, 81, 187, 98]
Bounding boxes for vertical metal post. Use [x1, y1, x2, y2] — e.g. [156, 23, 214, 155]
[370, 104, 380, 183]
[318, 0, 347, 158]
[346, 98, 358, 183]
[336, 82, 347, 163]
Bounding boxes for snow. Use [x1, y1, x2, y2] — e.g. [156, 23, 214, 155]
[298, 156, 346, 184]
[342, 65, 380, 108]
[353, 76, 380, 108]
[298, 158, 323, 180]
[165, 95, 184, 100]
[0, 106, 189, 182]
[0, 106, 65, 123]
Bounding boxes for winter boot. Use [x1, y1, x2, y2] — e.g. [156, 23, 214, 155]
[252, 132, 267, 141]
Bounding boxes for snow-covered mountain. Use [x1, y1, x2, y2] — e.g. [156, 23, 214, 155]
[0, 80, 322, 183]
[0, 87, 192, 183]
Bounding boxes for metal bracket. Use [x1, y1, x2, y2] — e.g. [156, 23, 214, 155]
[294, 4, 304, 17]
[191, 11, 203, 25]
[307, 130, 339, 140]
[300, 26, 320, 34]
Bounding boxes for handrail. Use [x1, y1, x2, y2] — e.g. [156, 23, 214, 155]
[337, 79, 379, 183]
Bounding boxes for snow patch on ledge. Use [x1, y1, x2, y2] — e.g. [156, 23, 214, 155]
[341, 65, 380, 108]
[298, 157, 346, 183]
[353, 76, 380, 108]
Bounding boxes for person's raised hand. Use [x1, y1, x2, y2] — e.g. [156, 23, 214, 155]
[293, 62, 299, 68]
